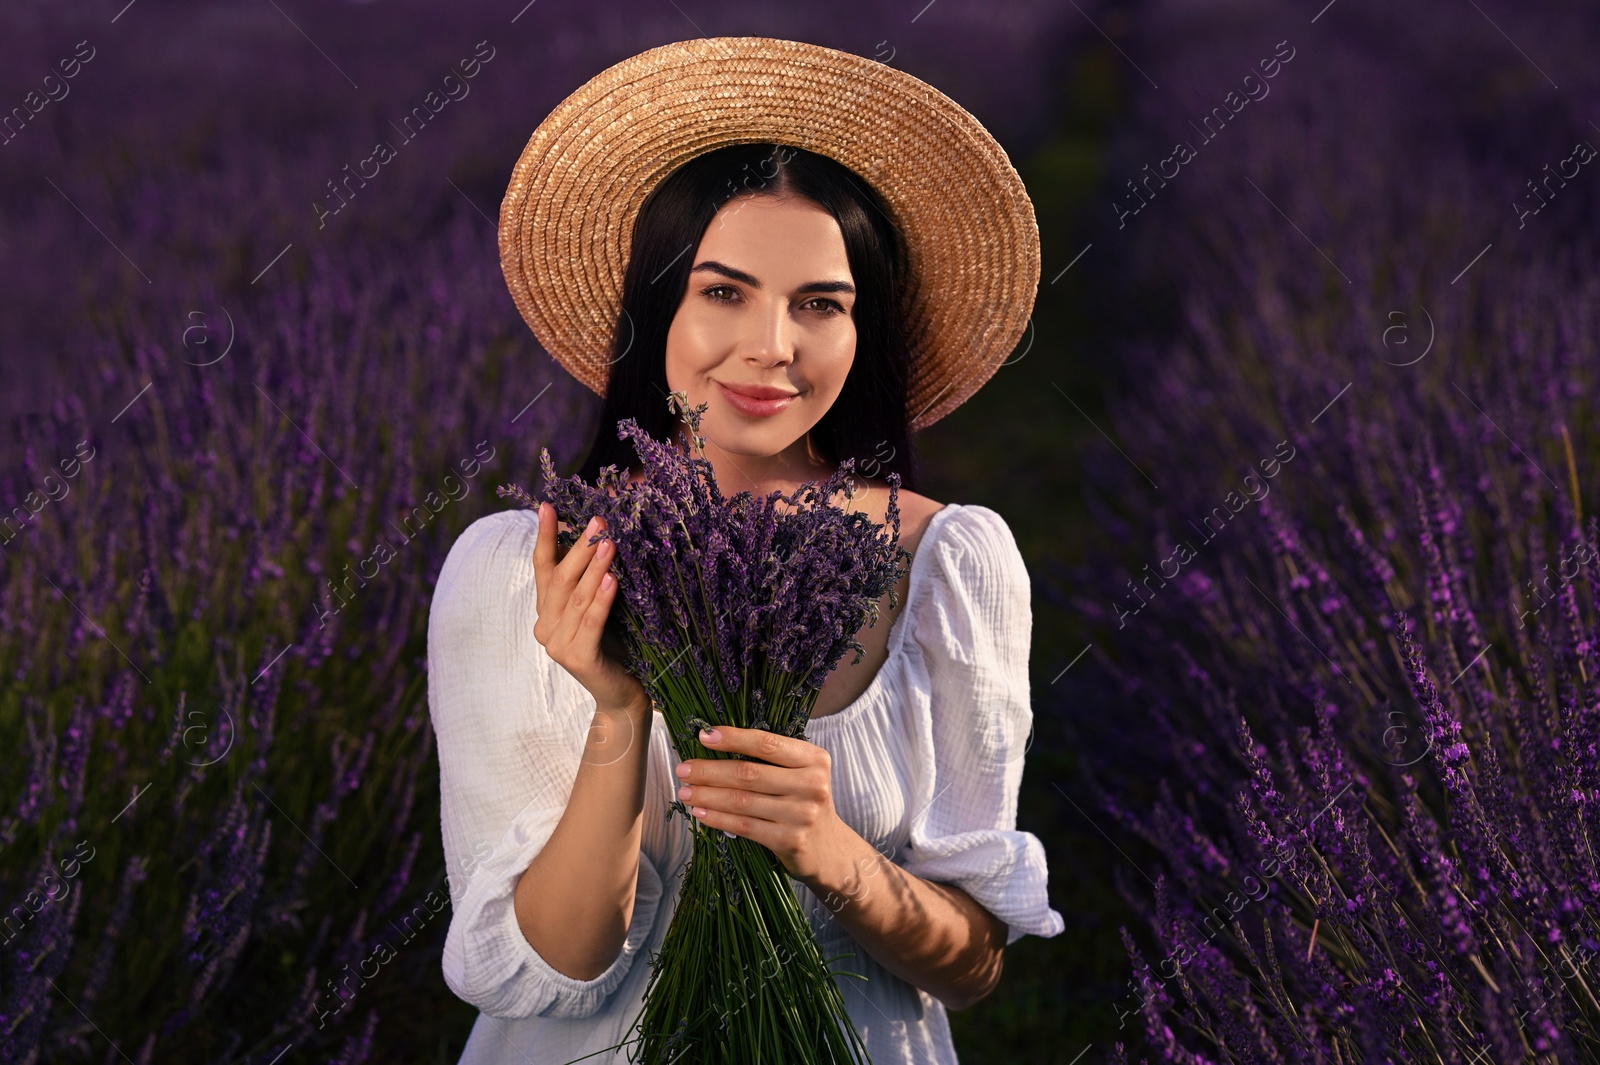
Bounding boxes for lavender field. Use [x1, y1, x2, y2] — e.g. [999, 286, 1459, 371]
[3, 0, 1598, 1061]
[1038, 0, 1600, 1061]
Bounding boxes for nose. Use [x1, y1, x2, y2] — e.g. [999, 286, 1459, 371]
[738, 295, 795, 368]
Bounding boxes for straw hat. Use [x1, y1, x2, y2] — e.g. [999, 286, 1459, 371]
[498, 36, 1039, 433]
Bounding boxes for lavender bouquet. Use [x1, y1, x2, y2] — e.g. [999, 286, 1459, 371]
[497, 390, 908, 1064]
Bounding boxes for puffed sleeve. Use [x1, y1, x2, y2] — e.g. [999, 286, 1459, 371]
[899, 505, 1066, 947]
[427, 508, 666, 1019]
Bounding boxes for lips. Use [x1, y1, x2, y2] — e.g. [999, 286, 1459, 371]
[718, 381, 798, 400]
[715, 380, 798, 418]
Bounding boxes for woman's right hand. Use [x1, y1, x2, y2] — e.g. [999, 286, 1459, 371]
[531, 502, 650, 717]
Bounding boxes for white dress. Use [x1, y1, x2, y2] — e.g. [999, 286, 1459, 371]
[426, 502, 1065, 1064]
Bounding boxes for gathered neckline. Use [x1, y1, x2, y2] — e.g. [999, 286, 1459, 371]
[805, 503, 959, 733]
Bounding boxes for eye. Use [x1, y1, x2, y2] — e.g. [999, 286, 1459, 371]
[702, 284, 740, 303]
[801, 297, 845, 316]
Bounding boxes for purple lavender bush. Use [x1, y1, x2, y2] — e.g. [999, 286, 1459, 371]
[1042, 0, 1600, 1059]
[0, 171, 561, 1065]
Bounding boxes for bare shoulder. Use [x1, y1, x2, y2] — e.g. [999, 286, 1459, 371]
[869, 482, 945, 555]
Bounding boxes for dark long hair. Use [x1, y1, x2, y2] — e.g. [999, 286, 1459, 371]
[572, 143, 918, 492]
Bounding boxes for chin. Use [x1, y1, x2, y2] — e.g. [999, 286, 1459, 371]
[707, 430, 790, 459]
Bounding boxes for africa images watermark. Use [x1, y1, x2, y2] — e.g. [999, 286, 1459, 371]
[1516, 529, 1597, 629]
[1113, 40, 1298, 230]
[314, 40, 496, 230]
[1112, 440, 1298, 628]
[313, 441, 496, 629]
[1513, 137, 1595, 229]
[1, 39, 96, 148]
[1109, 781, 1346, 1030]
[1, 840, 97, 945]
[0, 440, 98, 550]
[313, 886, 450, 1029]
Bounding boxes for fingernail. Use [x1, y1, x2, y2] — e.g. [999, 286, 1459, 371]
[676, 762, 690, 778]
[700, 728, 720, 744]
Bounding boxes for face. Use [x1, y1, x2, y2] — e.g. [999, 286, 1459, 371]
[660, 192, 857, 495]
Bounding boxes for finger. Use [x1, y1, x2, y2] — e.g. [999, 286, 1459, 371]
[556, 515, 606, 578]
[698, 724, 824, 769]
[532, 502, 555, 614]
[576, 545, 622, 641]
[556, 511, 601, 562]
[689, 803, 785, 851]
[677, 783, 794, 825]
[677, 755, 807, 797]
[544, 514, 606, 617]
[549, 533, 616, 655]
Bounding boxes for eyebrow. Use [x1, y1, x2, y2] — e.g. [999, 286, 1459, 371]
[690, 260, 855, 296]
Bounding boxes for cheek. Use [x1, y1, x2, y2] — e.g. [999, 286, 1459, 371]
[812, 320, 856, 391]
[664, 305, 726, 382]
[829, 317, 857, 357]
[806, 308, 857, 367]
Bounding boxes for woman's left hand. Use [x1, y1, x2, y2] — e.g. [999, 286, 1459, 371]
[674, 724, 848, 883]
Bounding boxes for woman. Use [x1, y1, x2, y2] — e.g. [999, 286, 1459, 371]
[427, 37, 1064, 1064]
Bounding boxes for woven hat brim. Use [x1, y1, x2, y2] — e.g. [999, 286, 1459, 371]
[499, 36, 1040, 433]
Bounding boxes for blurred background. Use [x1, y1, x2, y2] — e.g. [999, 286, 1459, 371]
[3, 0, 1598, 1061]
